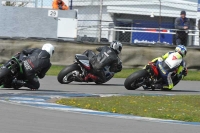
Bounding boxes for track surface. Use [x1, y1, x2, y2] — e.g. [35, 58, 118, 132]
[1, 76, 200, 95]
[0, 76, 200, 133]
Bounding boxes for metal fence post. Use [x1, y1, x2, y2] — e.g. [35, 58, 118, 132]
[98, 0, 103, 42]
[41, 0, 43, 8]
[35, 0, 38, 8]
[70, 0, 73, 10]
[158, 0, 161, 43]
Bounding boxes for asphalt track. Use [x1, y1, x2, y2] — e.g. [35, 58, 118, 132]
[0, 76, 200, 95]
[0, 76, 200, 133]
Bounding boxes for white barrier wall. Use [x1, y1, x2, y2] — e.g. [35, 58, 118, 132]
[0, 5, 77, 39]
[0, 39, 200, 69]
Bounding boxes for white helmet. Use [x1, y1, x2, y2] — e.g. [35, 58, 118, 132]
[42, 43, 55, 57]
[110, 41, 123, 54]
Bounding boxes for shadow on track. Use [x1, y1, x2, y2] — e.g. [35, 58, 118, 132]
[69, 83, 124, 86]
[142, 89, 200, 93]
[0, 88, 76, 93]
[170, 90, 200, 93]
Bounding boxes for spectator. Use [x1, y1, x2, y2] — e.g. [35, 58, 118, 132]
[174, 11, 190, 46]
[52, 0, 68, 10]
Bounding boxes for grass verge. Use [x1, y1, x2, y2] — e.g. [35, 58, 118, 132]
[56, 95, 200, 122]
[46, 65, 65, 76]
[47, 66, 200, 81]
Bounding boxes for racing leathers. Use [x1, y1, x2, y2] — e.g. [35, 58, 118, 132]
[151, 51, 187, 90]
[84, 46, 122, 82]
[14, 48, 51, 89]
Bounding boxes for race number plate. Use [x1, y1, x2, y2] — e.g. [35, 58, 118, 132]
[48, 10, 58, 17]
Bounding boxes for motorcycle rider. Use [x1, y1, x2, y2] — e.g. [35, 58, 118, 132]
[12, 43, 54, 90]
[83, 41, 123, 83]
[149, 45, 187, 90]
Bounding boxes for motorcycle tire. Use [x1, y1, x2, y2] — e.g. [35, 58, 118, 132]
[0, 68, 11, 87]
[57, 64, 81, 84]
[124, 69, 148, 90]
[95, 81, 103, 85]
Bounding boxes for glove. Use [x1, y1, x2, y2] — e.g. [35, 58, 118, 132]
[116, 64, 122, 72]
[157, 57, 163, 62]
[14, 52, 21, 58]
[182, 68, 188, 76]
[148, 61, 154, 66]
[110, 63, 122, 72]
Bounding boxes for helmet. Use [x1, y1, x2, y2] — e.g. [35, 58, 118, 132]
[110, 41, 123, 54]
[175, 45, 187, 57]
[42, 43, 55, 57]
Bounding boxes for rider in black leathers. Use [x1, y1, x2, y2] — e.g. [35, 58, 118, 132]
[12, 43, 55, 90]
[83, 41, 123, 82]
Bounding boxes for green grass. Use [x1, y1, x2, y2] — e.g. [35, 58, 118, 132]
[184, 70, 200, 81]
[46, 65, 65, 76]
[113, 68, 140, 78]
[47, 65, 200, 81]
[56, 95, 200, 122]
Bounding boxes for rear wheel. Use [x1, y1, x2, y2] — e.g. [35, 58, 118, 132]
[124, 70, 148, 90]
[57, 64, 81, 84]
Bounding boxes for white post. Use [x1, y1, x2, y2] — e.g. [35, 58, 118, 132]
[41, 0, 43, 8]
[35, 0, 38, 8]
[108, 28, 114, 42]
[158, 0, 161, 43]
[98, 0, 103, 42]
[195, 0, 200, 46]
[0, 0, 2, 7]
[194, 18, 200, 46]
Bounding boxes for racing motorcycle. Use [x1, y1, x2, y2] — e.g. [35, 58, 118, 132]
[124, 62, 186, 90]
[0, 54, 25, 89]
[57, 54, 115, 84]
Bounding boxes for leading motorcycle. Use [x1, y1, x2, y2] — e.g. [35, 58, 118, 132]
[124, 62, 186, 90]
[57, 54, 115, 84]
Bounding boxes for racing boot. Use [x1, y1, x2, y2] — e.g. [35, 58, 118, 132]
[12, 78, 26, 89]
[84, 73, 99, 81]
[161, 85, 172, 91]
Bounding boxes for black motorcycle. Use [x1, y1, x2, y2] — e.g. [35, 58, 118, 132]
[124, 63, 185, 90]
[0, 54, 25, 89]
[57, 54, 115, 84]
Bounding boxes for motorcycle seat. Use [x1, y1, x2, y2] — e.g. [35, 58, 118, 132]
[75, 54, 89, 61]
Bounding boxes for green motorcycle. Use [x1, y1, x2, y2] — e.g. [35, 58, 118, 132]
[0, 54, 25, 89]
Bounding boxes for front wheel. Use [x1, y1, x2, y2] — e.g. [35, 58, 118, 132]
[57, 64, 81, 84]
[0, 68, 11, 87]
[124, 70, 148, 90]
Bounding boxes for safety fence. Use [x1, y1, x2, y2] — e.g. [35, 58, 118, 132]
[2, 0, 37, 7]
[73, 0, 199, 46]
[1, 0, 200, 46]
